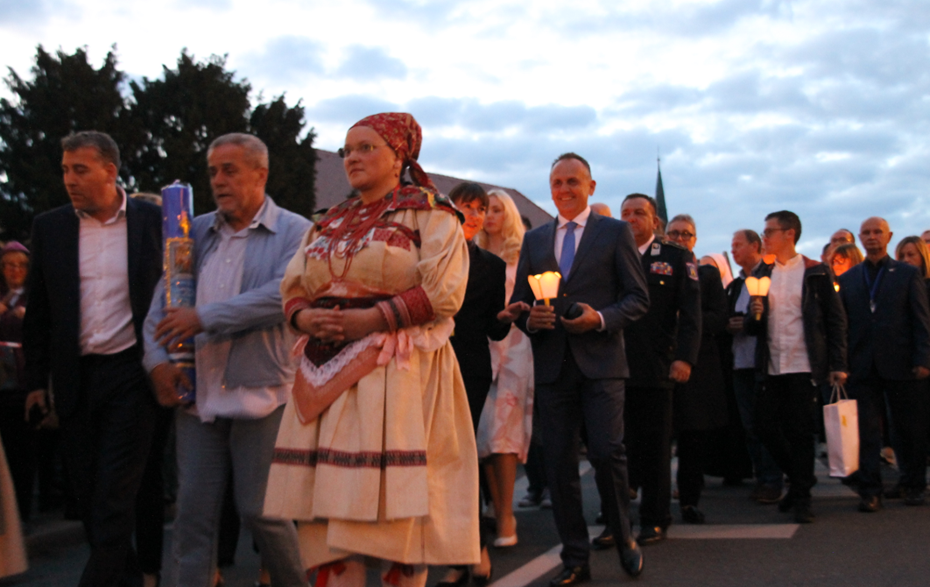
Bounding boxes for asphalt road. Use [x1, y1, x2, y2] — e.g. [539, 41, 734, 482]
[4, 455, 930, 587]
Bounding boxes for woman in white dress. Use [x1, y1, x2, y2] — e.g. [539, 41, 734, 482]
[475, 190, 534, 547]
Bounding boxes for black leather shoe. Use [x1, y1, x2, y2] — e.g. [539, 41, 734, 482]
[681, 505, 705, 524]
[904, 489, 926, 506]
[858, 495, 882, 513]
[591, 527, 615, 550]
[777, 493, 795, 513]
[472, 566, 493, 587]
[619, 539, 644, 578]
[794, 499, 814, 523]
[433, 568, 469, 587]
[883, 483, 902, 499]
[548, 565, 590, 587]
[636, 526, 666, 546]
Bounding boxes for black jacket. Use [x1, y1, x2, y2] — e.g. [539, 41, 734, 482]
[745, 255, 847, 385]
[451, 242, 510, 384]
[837, 256, 930, 382]
[22, 196, 163, 419]
[624, 238, 702, 389]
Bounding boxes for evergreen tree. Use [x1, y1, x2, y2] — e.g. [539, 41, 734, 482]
[0, 46, 131, 240]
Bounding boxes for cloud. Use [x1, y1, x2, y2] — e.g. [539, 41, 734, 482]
[173, 0, 231, 9]
[242, 36, 325, 85]
[406, 97, 597, 134]
[306, 94, 400, 125]
[335, 46, 407, 81]
[0, 0, 73, 24]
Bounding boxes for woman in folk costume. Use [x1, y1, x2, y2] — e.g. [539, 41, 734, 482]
[264, 113, 479, 587]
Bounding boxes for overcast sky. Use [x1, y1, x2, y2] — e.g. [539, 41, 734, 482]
[2, 0, 929, 259]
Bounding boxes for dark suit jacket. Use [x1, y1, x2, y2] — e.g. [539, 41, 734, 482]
[837, 256, 930, 382]
[511, 213, 649, 384]
[624, 238, 702, 389]
[23, 195, 163, 419]
[451, 242, 510, 384]
[675, 264, 728, 431]
[745, 256, 847, 384]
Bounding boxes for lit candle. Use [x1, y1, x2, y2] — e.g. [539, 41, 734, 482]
[528, 271, 562, 305]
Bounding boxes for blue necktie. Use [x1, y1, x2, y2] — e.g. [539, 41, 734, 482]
[559, 221, 577, 278]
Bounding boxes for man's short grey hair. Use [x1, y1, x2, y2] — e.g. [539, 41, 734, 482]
[669, 213, 696, 233]
[208, 133, 269, 170]
[61, 131, 120, 170]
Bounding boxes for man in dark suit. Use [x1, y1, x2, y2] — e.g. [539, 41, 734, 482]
[511, 153, 649, 585]
[618, 195, 701, 544]
[837, 216, 930, 510]
[23, 131, 162, 587]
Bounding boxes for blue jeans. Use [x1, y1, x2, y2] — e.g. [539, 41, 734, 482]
[173, 406, 305, 587]
[732, 369, 783, 489]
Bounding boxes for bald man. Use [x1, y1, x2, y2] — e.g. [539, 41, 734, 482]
[837, 217, 930, 511]
[590, 203, 612, 218]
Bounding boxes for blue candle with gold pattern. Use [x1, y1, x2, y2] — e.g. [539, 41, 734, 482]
[161, 181, 196, 403]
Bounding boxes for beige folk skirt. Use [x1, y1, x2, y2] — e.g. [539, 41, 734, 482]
[265, 342, 480, 568]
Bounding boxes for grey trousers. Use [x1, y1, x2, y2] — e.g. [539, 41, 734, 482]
[173, 405, 305, 587]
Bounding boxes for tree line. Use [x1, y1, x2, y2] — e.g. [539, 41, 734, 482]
[0, 46, 317, 241]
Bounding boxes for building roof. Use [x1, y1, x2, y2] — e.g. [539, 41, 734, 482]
[315, 149, 552, 229]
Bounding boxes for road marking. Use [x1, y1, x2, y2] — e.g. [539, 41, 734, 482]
[668, 524, 798, 539]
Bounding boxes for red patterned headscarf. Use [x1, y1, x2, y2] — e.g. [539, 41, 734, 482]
[350, 112, 437, 192]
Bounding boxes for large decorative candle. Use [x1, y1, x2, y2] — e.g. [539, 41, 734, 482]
[161, 181, 196, 403]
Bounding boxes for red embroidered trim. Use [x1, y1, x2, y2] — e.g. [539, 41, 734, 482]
[285, 297, 312, 323]
[395, 286, 434, 327]
[376, 300, 399, 332]
[313, 561, 347, 587]
[273, 448, 427, 468]
[383, 563, 415, 586]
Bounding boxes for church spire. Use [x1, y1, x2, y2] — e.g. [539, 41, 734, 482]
[655, 154, 668, 225]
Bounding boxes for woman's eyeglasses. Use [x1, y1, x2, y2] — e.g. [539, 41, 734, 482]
[338, 143, 388, 158]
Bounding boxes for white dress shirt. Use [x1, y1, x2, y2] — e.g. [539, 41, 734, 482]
[732, 268, 758, 370]
[637, 234, 656, 257]
[192, 202, 289, 423]
[766, 254, 811, 375]
[77, 188, 136, 356]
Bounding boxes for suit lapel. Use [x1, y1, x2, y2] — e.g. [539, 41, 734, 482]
[539, 220, 560, 274]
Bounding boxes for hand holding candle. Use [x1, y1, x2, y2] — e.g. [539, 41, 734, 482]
[745, 276, 771, 321]
[526, 271, 562, 330]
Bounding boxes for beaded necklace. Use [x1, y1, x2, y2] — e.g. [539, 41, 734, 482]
[324, 187, 395, 279]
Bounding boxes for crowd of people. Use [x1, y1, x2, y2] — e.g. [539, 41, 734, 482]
[0, 112, 929, 587]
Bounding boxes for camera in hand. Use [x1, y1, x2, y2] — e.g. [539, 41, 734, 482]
[563, 302, 583, 320]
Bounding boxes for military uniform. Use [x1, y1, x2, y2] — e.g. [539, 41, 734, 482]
[622, 237, 701, 533]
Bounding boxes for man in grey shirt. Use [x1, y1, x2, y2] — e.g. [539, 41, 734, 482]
[143, 133, 310, 586]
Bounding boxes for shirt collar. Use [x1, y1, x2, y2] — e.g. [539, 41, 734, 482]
[74, 186, 127, 224]
[775, 253, 802, 269]
[739, 260, 763, 279]
[212, 196, 271, 233]
[558, 206, 591, 230]
[866, 255, 890, 269]
[638, 234, 656, 256]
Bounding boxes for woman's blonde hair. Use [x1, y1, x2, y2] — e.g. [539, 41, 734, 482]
[476, 189, 525, 264]
[896, 236, 930, 279]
